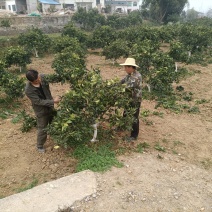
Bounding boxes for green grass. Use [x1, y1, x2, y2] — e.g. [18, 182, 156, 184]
[156, 138, 185, 155]
[116, 147, 127, 155]
[72, 144, 123, 172]
[142, 118, 153, 125]
[0, 97, 21, 119]
[11, 112, 23, 123]
[136, 142, 150, 153]
[152, 111, 164, 118]
[141, 109, 151, 117]
[10, 110, 37, 132]
[16, 178, 38, 193]
[154, 142, 166, 152]
[201, 158, 212, 170]
[173, 140, 184, 146]
[188, 106, 200, 113]
[195, 99, 210, 104]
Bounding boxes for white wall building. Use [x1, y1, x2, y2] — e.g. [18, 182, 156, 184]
[0, 0, 6, 10]
[74, 0, 105, 11]
[1, 0, 140, 14]
[25, 0, 38, 13]
[59, 0, 75, 10]
[105, 0, 140, 13]
[5, 0, 16, 12]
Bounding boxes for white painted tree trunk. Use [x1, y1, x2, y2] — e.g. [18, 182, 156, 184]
[175, 62, 178, 72]
[34, 48, 38, 58]
[188, 51, 191, 58]
[90, 123, 99, 142]
[147, 84, 151, 92]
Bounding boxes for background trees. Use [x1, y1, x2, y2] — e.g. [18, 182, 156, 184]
[72, 8, 106, 31]
[0, 12, 211, 148]
[0, 69, 25, 98]
[141, 0, 188, 23]
[186, 8, 199, 21]
[3, 46, 31, 72]
[18, 27, 51, 57]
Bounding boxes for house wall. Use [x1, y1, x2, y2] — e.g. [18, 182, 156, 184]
[0, 15, 73, 35]
[61, 0, 75, 4]
[4, 0, 139, 15]
[105, 0, 140, 13]
[75, 0, 96, 10]
[15, 0, 27, 13]
[42, 4, 62, 14]
[59, 0, 75, 10]
[0, 1, 6, 9]
[26, 0, 37, 13]
[6, 0, 16, 12]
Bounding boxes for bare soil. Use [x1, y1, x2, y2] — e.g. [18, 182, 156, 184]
[0, 53, 211, 211]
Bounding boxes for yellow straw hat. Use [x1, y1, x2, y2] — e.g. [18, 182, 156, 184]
[120, 58, 139, 68]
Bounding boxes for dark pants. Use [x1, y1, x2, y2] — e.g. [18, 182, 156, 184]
[36, 113, 54, 148]
[123, 102, 141, 139]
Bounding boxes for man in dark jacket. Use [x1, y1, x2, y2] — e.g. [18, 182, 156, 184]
[25, 70, 60, 153]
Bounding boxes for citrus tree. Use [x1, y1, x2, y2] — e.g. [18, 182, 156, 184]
[0, 69, 25, 98]
[131, 39, 178, 95]
[51, 36, 86, 54]
[158, 25, 180, 43]
[131, 39, 160, 75]
[102, 39, 130, 63]
[178, 24, 212, 53]
[48, 69, 135, 147]
[169, 40, 190, 63]
[106, 11, 142, 29]
[62, 22, 87, 44]
[87, 25, 116, 49]
[18, 27, 51, 57]
[118, 26, 160, 48]
[3, 46, 31, 71]
[46, 30, 136, 147]
[72, 8, 106, 31]
[166, 23, 212, 64]
[51, 46, 86, 85]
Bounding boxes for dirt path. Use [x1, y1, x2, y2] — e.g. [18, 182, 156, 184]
[70, 61, 212, 211]
[71, 152, 211, 211]
[0, 55, 211, 211]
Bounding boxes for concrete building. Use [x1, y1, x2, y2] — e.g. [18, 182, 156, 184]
[1, 0, 61, 14]
[0, 0, 105, 14]
[0, 0, 6, 10]
[0, 0, 17, 12]
[74, 0, 105, 11]
[0, 0, 37, 14]
[105, 0, 140, 13]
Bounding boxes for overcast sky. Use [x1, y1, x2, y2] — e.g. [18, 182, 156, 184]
[187, 0, 212, 13]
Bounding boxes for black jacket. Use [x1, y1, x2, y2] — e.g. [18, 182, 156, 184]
[25, 74, 54, 117]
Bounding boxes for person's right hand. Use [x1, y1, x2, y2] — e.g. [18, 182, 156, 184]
[54, 96, 61, 104]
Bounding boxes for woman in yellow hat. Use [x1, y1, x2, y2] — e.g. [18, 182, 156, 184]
[120, 58, 142, 141]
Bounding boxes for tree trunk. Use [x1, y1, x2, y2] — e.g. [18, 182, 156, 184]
[90, 123, 99, 142]
[34, 48, 38, 58]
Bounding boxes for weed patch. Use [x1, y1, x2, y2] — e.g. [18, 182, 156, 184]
[154, 142, 166, 152]
[72, 145, 123, 172]
[0, 98, 20, 119]
[201, 158, 212, 170]
[16, 178, 38, 193]
[136, 142, 150, 153]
